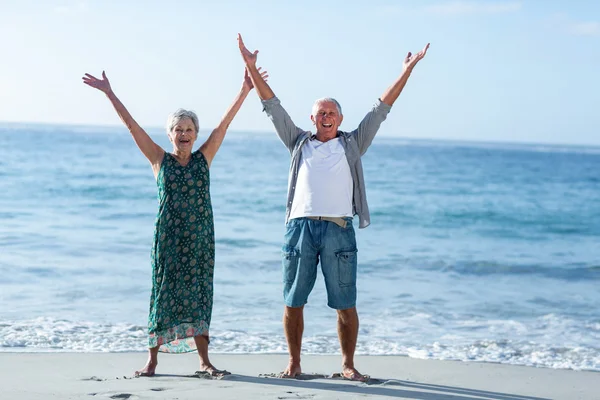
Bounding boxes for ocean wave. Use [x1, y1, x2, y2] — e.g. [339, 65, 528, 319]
[371, 252, 600, 281]
[370, 208, 600, 237]
[0, 318, 147, 352]
[417, 260, 600, 281]
[1, 317, 597, 371]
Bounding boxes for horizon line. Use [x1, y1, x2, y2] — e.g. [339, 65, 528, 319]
[0, 120, 599, 149]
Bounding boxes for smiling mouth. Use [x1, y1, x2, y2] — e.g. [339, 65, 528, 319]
[322, 123, 333, 128]
[179, 138, 191, 144]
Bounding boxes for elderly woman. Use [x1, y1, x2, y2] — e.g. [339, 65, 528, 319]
[82, 67, 267, 377]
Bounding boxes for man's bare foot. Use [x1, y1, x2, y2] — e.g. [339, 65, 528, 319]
[279, 361, 302, 378]
[342, 366, 369, 382]
[198, 362, 231, 377]
[134, 359, 157, 377]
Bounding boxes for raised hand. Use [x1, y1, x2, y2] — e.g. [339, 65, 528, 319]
[403, 43, 430, 72]
[82, 71, 113, 94]
[380, 42, 430, 106]
[238, 33, 258, 66]
[243, 67, 269, 91]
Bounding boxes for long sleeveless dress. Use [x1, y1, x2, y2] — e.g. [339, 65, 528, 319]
[147, 150, 215, 353]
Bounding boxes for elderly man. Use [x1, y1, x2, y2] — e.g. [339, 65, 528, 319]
[238, 34, 428, 381]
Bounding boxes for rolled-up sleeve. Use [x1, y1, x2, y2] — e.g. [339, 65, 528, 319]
[353, 99, 392, 155]
[262, 96, 304, 153]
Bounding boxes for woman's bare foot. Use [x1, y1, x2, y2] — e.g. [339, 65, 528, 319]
[198, 362, 231, 377]
[135, 347, 159, 377]
[192, 334, 230, 377]
[135, 359, 157, 377]
[279, 361, 302, 378]
[342, 366, 369, 382]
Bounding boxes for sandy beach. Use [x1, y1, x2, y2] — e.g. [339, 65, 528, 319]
[0, 353, 597, 400]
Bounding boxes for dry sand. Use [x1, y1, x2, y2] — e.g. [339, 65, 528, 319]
[0, 353, 597, 399]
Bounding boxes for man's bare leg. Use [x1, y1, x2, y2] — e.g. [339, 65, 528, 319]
[135, 346, 159, 377]
[194, 335, 230, 377]
[337, 307, 368, 382]
[281, 305, 304, 377]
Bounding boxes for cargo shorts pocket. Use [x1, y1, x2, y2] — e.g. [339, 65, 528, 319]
[335, 249, 357, 287]
[282, 247, 300, 283]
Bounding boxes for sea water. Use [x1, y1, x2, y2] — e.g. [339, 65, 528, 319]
[0, 124, 598, 371]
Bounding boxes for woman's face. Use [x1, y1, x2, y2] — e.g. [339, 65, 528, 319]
[169, 117, 197, 151]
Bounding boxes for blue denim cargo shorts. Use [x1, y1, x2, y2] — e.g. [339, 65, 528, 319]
[281, 217, 357, 310]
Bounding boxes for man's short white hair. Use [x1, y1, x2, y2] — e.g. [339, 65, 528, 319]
[166, 108, 199, 134]
[312, 97, 343, 117]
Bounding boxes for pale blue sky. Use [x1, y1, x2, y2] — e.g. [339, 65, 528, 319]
[1, 0, 599, 145]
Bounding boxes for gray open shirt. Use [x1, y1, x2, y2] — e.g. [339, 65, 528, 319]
[262, 96, 392, 229]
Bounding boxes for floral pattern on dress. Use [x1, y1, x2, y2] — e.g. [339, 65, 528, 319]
[147, 150, 215, 353]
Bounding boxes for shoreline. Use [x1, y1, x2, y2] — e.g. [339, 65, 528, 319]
[1, 353, 598, 399]
[2, 349, 599, 373]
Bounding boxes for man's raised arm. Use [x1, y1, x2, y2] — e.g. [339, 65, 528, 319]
[353, 43, 430, 154]
[237, 33, 304, 152]
[238, 34, 275, 101]
[381, 43, 430, 106]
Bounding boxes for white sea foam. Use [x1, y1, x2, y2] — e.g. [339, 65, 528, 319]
[1, 317, 598, 371]
[0, 318, 147, 352]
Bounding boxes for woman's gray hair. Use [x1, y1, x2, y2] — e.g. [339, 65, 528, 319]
[312, 97, 343, 117]
[166, 108, 199, 134]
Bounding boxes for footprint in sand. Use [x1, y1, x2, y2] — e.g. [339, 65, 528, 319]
[259, 373, 327, 380]
[277, 393, 316, 400]
[109, 394, 134, 399]
[193, 370, 231, 380]
[82, 376, 104, 382]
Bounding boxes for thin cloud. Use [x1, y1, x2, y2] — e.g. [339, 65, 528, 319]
[546, 13, 600, 37]
[375, 1, 522, 17]
[54, 1, 88, 16]
[569, 21, 600, 36]
[424, 1, 522, 15]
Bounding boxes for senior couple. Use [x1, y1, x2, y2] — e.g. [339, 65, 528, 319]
[83, 34, 428, 381]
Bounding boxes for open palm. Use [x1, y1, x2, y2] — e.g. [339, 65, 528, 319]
[82, 71, 112, 94]
[243, 67, 269, 91]
[238, 33, 258, 66]
[403, 43, 430, 72]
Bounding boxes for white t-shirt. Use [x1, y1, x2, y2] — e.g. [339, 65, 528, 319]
[289, 137, 353, 219]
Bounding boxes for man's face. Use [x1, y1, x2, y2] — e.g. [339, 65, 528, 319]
[311, 101, 343, 139]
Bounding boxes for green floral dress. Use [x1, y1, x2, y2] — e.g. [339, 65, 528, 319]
[148, 150, 215, 353]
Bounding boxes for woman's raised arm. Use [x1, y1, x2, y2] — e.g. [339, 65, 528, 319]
[83, 71, 164, 168]
[199, 67, 268, 167]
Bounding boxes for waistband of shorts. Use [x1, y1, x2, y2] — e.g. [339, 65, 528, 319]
[305, 216, 349, 228]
